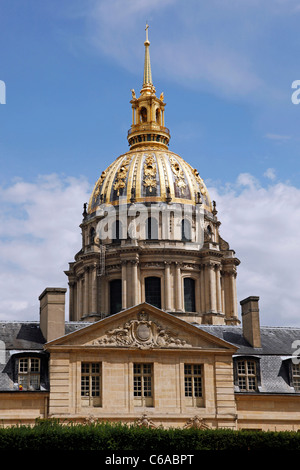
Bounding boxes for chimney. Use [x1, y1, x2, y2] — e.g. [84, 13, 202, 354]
[39, 288, 67, 342]
[240, 296, 261, 348]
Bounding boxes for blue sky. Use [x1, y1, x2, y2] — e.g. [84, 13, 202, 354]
[1, 0, 300, 326]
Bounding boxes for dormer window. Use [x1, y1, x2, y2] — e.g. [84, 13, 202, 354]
[292, 363, 300, 391]
[234, 357, 260, 392]
[18, 357, 40, 391]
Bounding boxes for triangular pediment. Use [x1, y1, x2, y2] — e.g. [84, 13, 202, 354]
[45, 303, 237, 352]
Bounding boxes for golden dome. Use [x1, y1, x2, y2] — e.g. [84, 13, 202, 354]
[88, 148, 212, 214]
[87, 25, 212, 215]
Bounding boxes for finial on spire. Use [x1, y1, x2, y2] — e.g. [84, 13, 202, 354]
[143, 23, 153, 89]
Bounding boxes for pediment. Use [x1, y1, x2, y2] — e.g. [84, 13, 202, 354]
[45, 303, 237, 352]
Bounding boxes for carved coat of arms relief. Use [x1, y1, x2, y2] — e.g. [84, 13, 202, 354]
[90, 313, 191, 349]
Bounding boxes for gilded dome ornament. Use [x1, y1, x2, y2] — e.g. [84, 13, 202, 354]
[143, 154, 157, 192]
[86, 25, 212, 214]
[169, 155, 187, 195]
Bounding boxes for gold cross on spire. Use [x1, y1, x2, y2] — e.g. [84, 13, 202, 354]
[143, 23, 153, 87]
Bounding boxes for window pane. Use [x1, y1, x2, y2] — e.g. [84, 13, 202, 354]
[181, 219, 191, 242]
[184, 364, 202, 399]
[237, 361, 245, 375]
[238, 377, 246, 391]
[247, 361, 256, 375]
[30, 375, 40, 390]
[19, 358, 28, 373]
[248, 377, 257, 391]
[185, 376, 193, 397]
[143, 376, 152, 397]
[81, 376, 89, 396]
[184, 278, 195, 312]
[194, 376, 202, 397]
[133, 363, 153, 403]
[30, 358, 40, 372]
[82, 363, 90, 374]
[146, 217, 158, 240]
[134, 376, 142, 397]
[110, 279, 122, 315]
[92, 376, 100, 396]
[81, 363, 101, 398]
[237, 359, 257, 392]
[145, 277, 161, 309]
[292, 363, 300, 391]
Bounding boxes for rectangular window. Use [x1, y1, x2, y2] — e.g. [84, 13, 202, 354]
[18, 357, 40, 390]
[133, 363, 153, 406]
[237, 360, 257, 392]
[81, 363, 101, 407]
[292, 363, 300, 392]
[184, 364, 203, 407]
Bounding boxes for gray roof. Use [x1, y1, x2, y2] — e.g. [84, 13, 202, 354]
[196, 324, 300, 355]
[197, 325, 300, 394]
[0, 321, 91, 351]
[0, 321, 299, 395]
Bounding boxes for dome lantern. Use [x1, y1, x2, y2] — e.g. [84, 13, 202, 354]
[127, 24, 170, 150]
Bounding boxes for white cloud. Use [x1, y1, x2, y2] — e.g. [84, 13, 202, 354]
[1, 171, 300, 329]
[264, 168, 276, 181]
[70, 0, 299, 102]
[208, 174, 300, 327]
[0, 174, 91, 321]
[265, 133, 291, 141]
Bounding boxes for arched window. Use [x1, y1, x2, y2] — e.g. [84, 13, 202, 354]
[181, 219, 191, 242]
[112, 220, 122, 243]
[89, 227, 95, 245]
[146, 217, 158, 240]
[145, 277, 161, 309]
[184, 278, 195, 312]
[156, 108, 161, 124]
[140, 107, 147, 123]
[110, 279, 122, 314]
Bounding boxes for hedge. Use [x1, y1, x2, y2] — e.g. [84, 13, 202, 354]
[0, 420, 300, 451]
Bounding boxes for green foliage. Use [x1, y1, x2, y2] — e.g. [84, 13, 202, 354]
[0, 420, 300, 450]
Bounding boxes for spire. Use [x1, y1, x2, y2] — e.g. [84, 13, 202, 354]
[141, 24, 155, 94]
[127, 25, 170, 150]
[143, 24, 153, 86]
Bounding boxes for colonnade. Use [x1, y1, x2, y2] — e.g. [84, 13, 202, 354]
[68, 256, 239, 325]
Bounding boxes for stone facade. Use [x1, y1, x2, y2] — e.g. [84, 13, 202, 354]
[1, 28, 300, 431]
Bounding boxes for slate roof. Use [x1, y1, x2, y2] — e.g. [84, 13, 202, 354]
[0, 320, 300, 395]
[196, 324, 300, 356]
[197, 325, 300, 394]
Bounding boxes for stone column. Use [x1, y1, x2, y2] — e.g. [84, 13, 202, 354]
[209, 263, 217, 313]
[84, 267, 89, 316]
[204, 264, 210, 312]
[175, 262, 183, 311]
[231, 271, 238, 319]
[215, 264, 222, 313]
[77, 275, 83, 320]
[91, 264, 98, 314]
[131, 259, 139, 306]
[164, 261, 172, 311]
[68, 281, 74, 321]
[200, 265, 205, 313]
[121, 260, 127, 310]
